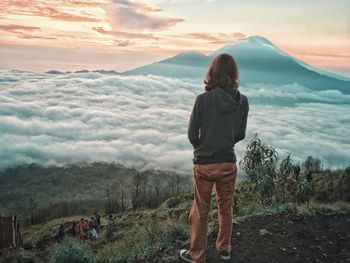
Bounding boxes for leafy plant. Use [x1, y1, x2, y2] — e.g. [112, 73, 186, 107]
[50, 239, 93, 263]
[240, 134, 278, 205]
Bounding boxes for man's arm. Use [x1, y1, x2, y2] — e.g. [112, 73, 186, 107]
[234, 96, 249, 143]
[188, 95, 202, 148]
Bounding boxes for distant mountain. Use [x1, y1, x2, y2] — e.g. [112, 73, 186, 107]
[74, 69, 120, 75]
[123, 36, 350, 94]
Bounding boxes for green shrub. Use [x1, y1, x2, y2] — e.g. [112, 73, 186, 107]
[50, 239, 93, 263]
[161, 223, 189, 248]
[239, 134, 278, 205]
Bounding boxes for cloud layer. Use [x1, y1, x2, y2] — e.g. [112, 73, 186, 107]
[0, 70, 349, 172]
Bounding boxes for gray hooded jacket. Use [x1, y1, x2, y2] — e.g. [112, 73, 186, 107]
[188, 86, 249, 163]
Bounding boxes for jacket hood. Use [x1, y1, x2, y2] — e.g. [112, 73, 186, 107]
[212, 87, 242, 112]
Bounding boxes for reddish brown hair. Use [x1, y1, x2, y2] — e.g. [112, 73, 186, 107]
[204, 53, 239, 92]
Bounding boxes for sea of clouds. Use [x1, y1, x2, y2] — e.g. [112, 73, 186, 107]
[0, 70, 349, 173]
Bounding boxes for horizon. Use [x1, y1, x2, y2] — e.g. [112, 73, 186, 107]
[0, 0, 349, 76]
[1, 35, 350, 79]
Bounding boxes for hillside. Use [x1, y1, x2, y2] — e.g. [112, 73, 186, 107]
[3, 192, 350, 263]
[0, 162, 192, 223]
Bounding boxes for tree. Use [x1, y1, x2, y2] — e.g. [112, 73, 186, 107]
[132, 172, 143, 209]
[303, 155, 322, 173]
[275, 154, 295, 203]
[279, 154, 294, 179]
[28, 195, 37, 225]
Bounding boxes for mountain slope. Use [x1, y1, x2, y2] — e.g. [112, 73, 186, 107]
[123, 36, 350, 94]
[123, 52, 211, 78]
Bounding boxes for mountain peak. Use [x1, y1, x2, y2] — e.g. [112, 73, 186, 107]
[244, 35, 275, 46]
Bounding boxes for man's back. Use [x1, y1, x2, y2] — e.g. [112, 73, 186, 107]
[188, 86, 249, 163]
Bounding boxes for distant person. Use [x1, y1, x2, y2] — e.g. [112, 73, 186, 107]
[180, 53, 249, 263]
[89, 226, 98, 240]
[69, 220, 77, 237]
[106, 214, 115, 242]
[89, 216, 96, 229]
[84, 219, 89, 235]
[57, 224, 64, 242]
[94, 212, 101, 232]
[78, 218, 85, 243]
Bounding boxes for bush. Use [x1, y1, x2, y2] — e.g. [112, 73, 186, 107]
[161, 223, 189, 248]
[50, 239, 93, 263]
[313, 167, 350, 202]
[239, 134, 278, 205]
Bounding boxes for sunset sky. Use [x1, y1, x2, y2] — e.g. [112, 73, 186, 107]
[0, 0, 349, 75]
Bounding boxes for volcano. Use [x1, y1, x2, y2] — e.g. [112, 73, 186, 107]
[123, 36, 350, 94]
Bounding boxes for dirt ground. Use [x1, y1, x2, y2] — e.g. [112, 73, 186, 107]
[2, 212, 349, 263]
[173, 213, 350, 263]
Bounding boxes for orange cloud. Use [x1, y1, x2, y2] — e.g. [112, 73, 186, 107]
[0, 24, 40, 32]
[0, 24, 57, 41]
[93, 27, 159, 40]
[114, 39, 131, 47]
[185, 32, 246, 43]
[0, 0, 102, 23]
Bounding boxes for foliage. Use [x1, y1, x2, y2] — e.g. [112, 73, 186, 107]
[49, 239, 93, 263]
[313, 166, 350, 202]
[303, 155, 322, 173]
[240, 133, 278, 205]
[238, 134, 323, 208]
[161, 223, 189, 248]
[0, 162, 192, 224]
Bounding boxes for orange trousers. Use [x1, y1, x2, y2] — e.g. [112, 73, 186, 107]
[188, 162, 237, 263]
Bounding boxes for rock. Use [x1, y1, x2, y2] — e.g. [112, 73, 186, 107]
[259, 229, 269, 236]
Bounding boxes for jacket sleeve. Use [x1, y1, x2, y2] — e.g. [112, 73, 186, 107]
[234, 96, 249, 144]
[187, 95, 202, 148]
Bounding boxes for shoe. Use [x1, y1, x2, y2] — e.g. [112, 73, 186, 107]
[179, 249, 196, 263]
[220, 251, 230, 260]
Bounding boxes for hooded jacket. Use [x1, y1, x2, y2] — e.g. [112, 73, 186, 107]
[188, 86, 249, 164]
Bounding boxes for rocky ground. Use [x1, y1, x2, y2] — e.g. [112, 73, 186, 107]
[171, 213, 350, 263]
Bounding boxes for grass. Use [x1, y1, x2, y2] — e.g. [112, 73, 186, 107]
[296, 201, 350, 216]
[49, 240, 93, 263]
[37, 199, 350, 263]
[22, 215, 86, 246]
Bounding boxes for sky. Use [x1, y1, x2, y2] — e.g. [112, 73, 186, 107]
[0, 0, 349, 75]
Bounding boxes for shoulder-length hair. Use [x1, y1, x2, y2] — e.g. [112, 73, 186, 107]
[204, 53, 239, 92]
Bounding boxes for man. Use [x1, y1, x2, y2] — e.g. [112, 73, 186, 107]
[180, 53, 249, 263]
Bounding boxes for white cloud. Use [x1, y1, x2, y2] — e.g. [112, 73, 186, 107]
[0, 70, 349, 173]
